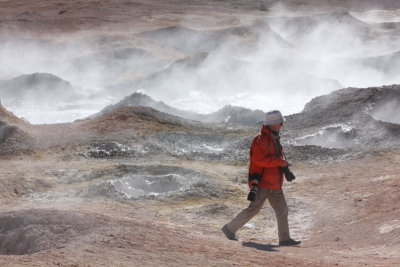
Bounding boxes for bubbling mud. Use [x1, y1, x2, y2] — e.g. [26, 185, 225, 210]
[87, 165, 222, 200]
[112, 173, 184, 197]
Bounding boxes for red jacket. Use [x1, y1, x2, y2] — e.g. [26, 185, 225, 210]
[248, 125, 285, 190]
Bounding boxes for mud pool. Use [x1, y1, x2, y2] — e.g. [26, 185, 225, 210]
[88, 165, 222, 200]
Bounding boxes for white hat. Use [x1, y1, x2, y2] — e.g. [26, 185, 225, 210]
[264, 110, 284, 125]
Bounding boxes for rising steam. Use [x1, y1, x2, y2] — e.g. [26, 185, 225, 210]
[0, 7, 400, 124]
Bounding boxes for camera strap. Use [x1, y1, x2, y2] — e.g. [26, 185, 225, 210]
[282, 150, 288, 161]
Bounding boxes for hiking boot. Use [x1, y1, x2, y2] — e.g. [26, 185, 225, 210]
[221, 225, 238, 241]
[279, 238, 301, 246]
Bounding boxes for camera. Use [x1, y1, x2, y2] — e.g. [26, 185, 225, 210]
[247, 173, 261, 201]
[281, 166, 295, 182]
[247, 167, 296, 201]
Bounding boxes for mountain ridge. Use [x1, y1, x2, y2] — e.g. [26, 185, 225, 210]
[91, 92, 266, 124]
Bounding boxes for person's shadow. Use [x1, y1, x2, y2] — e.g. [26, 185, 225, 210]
[242, 241, 280, 252]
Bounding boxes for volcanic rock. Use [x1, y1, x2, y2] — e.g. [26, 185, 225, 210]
[284, 85, 400, 151]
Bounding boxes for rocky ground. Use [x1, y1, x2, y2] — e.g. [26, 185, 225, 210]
[0, 146, 399, 267]
[1, 84, 400, 266]
[1, 0, 400, 266]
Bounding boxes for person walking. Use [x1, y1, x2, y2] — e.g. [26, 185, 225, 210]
[221, 110, 301, 246]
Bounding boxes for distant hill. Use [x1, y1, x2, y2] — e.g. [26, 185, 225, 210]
[92, 92, 266, 125]
[267, 9, 372, 42]
[101, 51, 210, 99]
[136, 26, 223, 54]
[202, 105, 265, 124]
[358, 51, 400, 76]
[136, 21, 292, 55]
[0, 73, 80, 104]
[209, 19, 292, 48]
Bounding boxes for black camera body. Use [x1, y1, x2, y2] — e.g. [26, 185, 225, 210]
[247, 173, 261, 201]
[247, 167, 296, 201]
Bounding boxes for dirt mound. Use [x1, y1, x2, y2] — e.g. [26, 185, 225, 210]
[79, 106, 196, 134]
[0, 103, 26, 125]
[0, 104, 32, 154]
[0, 209, 102, 255]
[0, 121, 18, 144]
[0, 120, 32, 156]
[299, 85, 400, 125]
[94, 92, 200, 122]
[0, 73, 80, 103]
[284, 85, 400, 152]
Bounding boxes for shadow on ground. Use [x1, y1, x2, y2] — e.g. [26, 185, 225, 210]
[242, 242, 280, 252]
